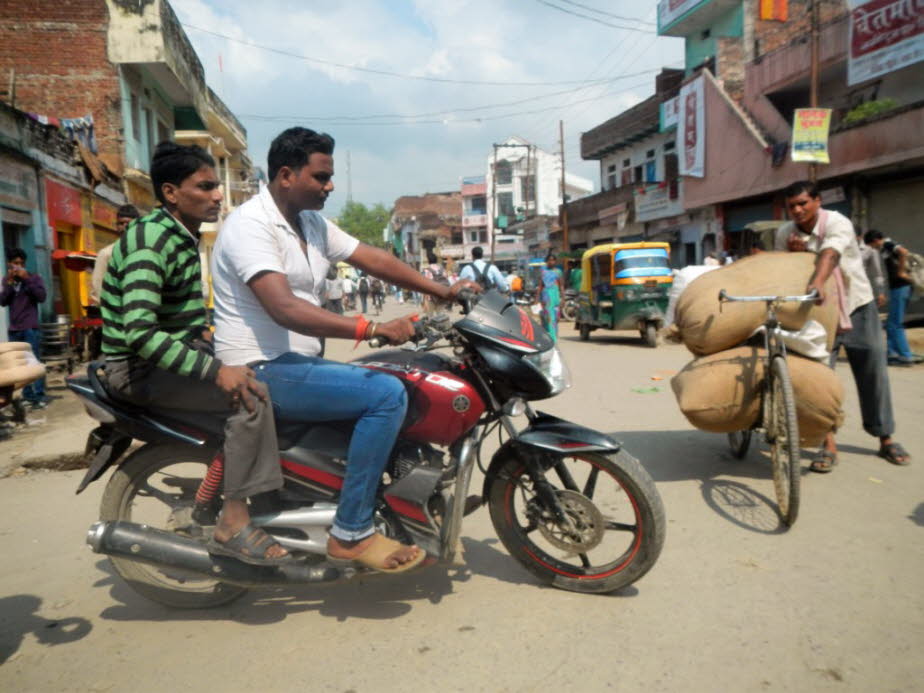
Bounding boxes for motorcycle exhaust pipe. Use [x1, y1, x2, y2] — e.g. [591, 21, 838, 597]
[87, 521, 343, 587]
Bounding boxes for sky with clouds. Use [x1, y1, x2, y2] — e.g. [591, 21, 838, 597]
[171, 0, 684, 216]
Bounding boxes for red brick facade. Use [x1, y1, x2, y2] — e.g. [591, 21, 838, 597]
[753, 0, 848, 58]
[0, 1, 124, 173]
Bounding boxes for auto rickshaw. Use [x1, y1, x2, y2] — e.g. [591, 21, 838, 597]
[575, 242, 673, 347]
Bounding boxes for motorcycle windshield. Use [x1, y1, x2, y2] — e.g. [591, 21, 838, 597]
[456, 290, 554, 352]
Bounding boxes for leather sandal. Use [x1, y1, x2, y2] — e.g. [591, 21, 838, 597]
[810, 449, 838, 473]
[326, 533, 426, 574]
[878, 442, 911, 466]
[207, 523, 292, 566]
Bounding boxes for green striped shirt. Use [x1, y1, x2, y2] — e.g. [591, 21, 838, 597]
[100, 208, 219, 381]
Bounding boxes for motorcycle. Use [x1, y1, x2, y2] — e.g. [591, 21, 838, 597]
[67, 290, 665, 608]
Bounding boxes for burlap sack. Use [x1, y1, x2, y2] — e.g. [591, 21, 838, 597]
[671, 346, 844, 446]
[671, 347, 764, 434]
[0, 341, 31, 355]
[674, 252, 839, 356]
[0, 349, 45, 389]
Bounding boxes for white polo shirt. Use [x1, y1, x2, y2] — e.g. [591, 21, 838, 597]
[774, 208, 873, 314]
[212, 185, 359, 365]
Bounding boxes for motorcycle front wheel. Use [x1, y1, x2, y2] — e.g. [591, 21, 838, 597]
[99, 443, 249, 609]
[488, 449, 665, 594]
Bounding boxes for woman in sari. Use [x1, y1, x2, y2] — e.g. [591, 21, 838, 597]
[537, 253, 564, 342]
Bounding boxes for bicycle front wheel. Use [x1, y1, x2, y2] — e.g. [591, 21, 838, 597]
[767, 355, 801, 526]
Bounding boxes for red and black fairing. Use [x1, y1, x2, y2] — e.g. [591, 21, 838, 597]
[453, 290, 557, 401]
[350, 349, 486, 446]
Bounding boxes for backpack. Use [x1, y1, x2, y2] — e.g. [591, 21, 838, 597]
[471, 261, 496, 290]
[358, 277, 369, 294]
[370, 278, 384, 293]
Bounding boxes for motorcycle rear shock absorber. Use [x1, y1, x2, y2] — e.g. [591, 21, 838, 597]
[192, 453, 224, 525]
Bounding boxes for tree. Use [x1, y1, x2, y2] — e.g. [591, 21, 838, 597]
[336, 201, 390, 247]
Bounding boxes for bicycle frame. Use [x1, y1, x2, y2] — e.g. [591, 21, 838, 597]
[717, 289, 819, 430]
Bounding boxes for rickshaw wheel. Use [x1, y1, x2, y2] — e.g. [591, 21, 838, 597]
[579, 322, 590, 341]
[643, 323, 658, 348]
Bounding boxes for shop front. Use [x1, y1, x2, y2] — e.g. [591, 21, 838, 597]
[46, 178, 90, 321]
[1, 153, 48, 332]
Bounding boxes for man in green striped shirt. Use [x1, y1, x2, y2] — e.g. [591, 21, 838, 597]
[100, 142, 289, 565]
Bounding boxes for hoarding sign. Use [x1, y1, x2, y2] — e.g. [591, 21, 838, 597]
[660, 95, 680, 131]
[677, 76, 705, 178]
[658, 0, 708, 31]
[792, 108, 832, 164]
[847, 0, 924, 85]
[634, 183, 685, 222]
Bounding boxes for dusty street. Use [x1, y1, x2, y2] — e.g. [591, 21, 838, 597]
[1, 299, 923, 693]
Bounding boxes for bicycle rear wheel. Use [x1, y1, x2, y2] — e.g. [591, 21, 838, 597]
[767, 355, 800, 526]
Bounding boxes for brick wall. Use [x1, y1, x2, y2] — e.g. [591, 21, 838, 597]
[0, 1, 124, 173]
[717, 37, 746, 101]
[753, 0, 848, 58]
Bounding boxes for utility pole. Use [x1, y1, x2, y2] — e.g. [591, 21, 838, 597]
[809, 0, 820, 183]
[559, 120, 570, 254]
[490, 144, 498, 263]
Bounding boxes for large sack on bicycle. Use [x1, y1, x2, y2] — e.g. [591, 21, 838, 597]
[671, 346, 844, 444]
[673, 252, 838, 356]
[670, 347, 763, 433]
[0, 346, 46, 389]
[787, 353, 845, 446]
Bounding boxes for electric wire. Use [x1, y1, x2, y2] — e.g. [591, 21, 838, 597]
[533, 0, 657, 33]
[182, 23, 623, 87]
[556, 0, 657, 25]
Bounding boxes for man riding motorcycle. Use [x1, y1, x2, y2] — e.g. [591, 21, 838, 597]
[211, 127, 479, 573]
[98, 142, 289, 566]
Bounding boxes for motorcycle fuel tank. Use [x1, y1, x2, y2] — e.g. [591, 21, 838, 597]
[352, 350, 485, 446]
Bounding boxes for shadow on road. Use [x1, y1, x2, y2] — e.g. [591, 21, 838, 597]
[0, 595, 92, 664]
[90, 536, 565, 623]
[606, 429, 807, 533]
[909, 502, 924, 527]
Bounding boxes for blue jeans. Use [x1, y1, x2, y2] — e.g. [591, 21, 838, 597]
[886, 285, 912, 359]
[8, 328, 45, 402]
[253, 353, 407, 541]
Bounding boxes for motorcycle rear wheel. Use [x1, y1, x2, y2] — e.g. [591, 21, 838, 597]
[561, 301, 577, 322]
[99, 443, 248, 609]
[487, 450, 665, 594]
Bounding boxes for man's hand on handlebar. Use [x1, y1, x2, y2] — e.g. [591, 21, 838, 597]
[215, 364, 268, 413]
[447, 279, 481, 300]
[806, 278, 826, 304]
[373, 316, 418, 345]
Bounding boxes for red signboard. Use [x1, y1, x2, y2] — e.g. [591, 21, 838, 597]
[91, 198, 117, 229]
[848, 0, 924, 84]
[45, 179, 82, 227]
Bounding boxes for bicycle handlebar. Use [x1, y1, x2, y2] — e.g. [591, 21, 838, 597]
[718, 288, 820, 303]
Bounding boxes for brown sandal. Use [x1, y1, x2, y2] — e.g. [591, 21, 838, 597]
[326, 533, 426, 574]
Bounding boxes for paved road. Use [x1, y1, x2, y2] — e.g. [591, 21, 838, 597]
[1, 297, 922, 692]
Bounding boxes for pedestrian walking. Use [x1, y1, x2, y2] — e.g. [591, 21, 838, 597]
[537, 252, 564, 343]
[1, 247, 47, 407]
[357, 273, 370, 313]
[879, 234, 922, 365]
[775, 180, 910, 470]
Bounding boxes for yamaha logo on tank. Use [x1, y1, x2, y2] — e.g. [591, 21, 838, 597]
[452, 395, 471, 413]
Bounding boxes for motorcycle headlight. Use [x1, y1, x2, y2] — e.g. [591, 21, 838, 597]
[523, 345, 571, 395]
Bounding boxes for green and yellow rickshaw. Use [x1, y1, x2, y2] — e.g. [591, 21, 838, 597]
[575, 242, 673, 347]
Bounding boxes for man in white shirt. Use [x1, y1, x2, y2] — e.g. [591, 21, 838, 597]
[459, 246, 508, 291]
[212, 127, 479, 573]
[775, 180, 909, 469]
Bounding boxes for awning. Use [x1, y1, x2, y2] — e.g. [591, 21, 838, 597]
[52, 248, 97, 272]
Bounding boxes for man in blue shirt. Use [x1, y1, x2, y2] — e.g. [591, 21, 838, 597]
[459, 246, 508, 291]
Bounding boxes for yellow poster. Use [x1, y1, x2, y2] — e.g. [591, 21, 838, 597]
[792, 108, 832, 164]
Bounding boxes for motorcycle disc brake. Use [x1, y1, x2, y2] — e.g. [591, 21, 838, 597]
[536, 489, 605, 554]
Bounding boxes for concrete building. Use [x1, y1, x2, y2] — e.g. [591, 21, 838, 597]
[485, 136, 592, 261]
[658, 0, 924, 273]
[388, 192, 462, 271]
[0, 0, 254, 318]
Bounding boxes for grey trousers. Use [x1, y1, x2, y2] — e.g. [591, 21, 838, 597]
[105, 358, 282, 499]
[829, 301, 895, 438]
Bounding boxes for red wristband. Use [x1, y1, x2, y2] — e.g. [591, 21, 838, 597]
[354, 315, 370, 348]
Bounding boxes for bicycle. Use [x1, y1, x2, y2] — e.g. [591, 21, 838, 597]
[718, 288, 818, 527]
